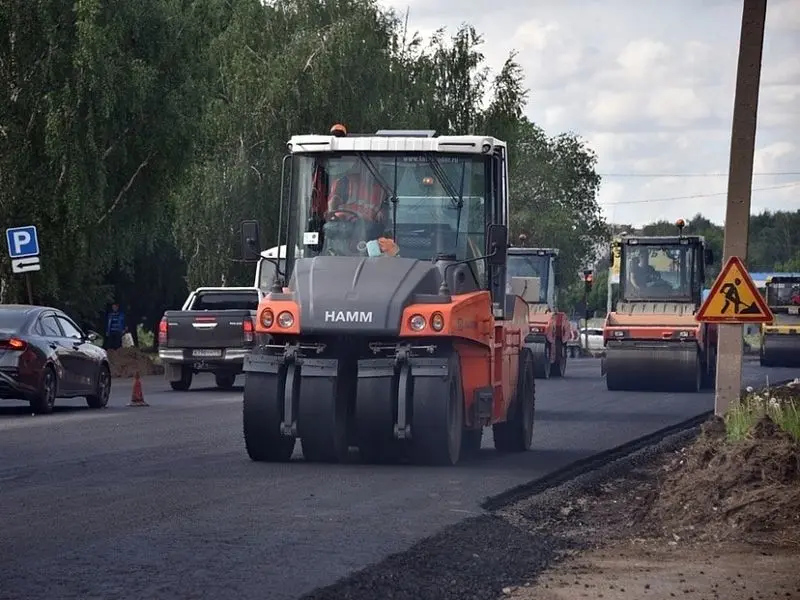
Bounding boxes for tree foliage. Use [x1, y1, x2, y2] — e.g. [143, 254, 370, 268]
[2, 0, 607, 334]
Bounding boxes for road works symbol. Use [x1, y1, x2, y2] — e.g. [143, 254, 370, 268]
[696, 256, 774, 324]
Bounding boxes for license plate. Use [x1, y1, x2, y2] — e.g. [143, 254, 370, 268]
[790, 306, 799, 315]
[192, 349, 222, 358]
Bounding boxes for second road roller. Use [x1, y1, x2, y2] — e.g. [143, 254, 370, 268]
[602, 220, 718, 392]
[760, 274, 800, 367]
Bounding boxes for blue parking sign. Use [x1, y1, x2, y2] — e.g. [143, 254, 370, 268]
[6, 226, 40, 259]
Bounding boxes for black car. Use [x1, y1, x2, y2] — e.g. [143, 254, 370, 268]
[0, 304, 111, 414]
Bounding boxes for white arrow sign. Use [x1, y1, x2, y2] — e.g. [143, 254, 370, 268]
[12, 256, 41, 274]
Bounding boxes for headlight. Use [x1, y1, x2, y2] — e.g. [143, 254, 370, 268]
[409, 314, 426, 331]
[277, 311, 295, 329]
[260, 309, 274, 328]
[431, 312, 445, 331]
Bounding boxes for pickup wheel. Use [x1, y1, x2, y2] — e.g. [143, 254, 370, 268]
[215, 371, 237, 390]
[170, 366, 193, 391]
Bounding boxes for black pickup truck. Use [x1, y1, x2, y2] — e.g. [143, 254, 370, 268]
[157, 287, 262, 390]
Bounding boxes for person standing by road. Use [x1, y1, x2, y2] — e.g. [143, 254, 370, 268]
[105, 302, 126, 350]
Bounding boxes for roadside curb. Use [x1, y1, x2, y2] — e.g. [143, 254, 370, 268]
[482, 376, 797, 514]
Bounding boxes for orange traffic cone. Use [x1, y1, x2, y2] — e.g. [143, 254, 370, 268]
[128, 371, 149, 407]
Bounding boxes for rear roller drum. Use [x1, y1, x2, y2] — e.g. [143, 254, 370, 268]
[531, 342, 551, 379]
[355, 375, 403, 464]
[701, 347, 717, 390]
[605, 346, 702, 393]
[493, 348, 535, 452]
[410, 351, 464, 466]
[298, 364, 351, 463]
[761, 337, 799, 367]
[243, 371, 296, 462]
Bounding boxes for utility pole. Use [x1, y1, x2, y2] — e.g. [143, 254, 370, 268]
[715, 0, 767, 416]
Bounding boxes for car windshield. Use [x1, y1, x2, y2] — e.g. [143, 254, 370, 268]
[507, 253, 550, 303]
[287, 152, 487, 279]
[765, 281, 800, 307]
[0, 309, 28, 331]
[621, 244, 696, 301]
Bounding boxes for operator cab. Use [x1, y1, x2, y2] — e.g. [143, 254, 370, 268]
[242, 124, 513, 318]
[614, 235, 712, 306]
[506, 247, 559, 306]
[764, 276, 800, 311]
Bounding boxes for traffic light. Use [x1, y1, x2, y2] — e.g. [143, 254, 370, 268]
[584, 269, 593, 294]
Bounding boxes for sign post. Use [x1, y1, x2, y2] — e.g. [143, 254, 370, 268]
[697, 256, 773, 414]
[5, 225, 42, 304]
[711, 0, 767, 416]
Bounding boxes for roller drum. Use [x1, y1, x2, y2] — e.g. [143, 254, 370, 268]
[605, 342, 701, 392]
[761, 334, 800, 368]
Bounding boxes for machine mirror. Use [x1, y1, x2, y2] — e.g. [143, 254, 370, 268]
[240, 220, 262, 262]
[486, 224, 508, 267]
[704, 248, 714, 265]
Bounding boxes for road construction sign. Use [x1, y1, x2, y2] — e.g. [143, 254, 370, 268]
[696, 256, 774, 323]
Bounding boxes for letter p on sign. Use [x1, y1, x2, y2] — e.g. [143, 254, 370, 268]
[6, 226, 40, 259]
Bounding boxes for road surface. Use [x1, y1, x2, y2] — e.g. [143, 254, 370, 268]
[0, 358, 795, 600]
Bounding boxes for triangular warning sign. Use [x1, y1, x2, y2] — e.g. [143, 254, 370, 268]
[696, 256, 774, 323]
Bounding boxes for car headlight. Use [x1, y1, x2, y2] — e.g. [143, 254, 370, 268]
[431, 312, 444, 331]
[260, 309, 274, 328]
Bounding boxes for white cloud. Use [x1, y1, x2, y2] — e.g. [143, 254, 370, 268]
[379, 0, 800, 226]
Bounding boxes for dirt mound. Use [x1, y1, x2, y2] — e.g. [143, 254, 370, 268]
[645, 414, 800, 546]
[106, 347, 164, 378]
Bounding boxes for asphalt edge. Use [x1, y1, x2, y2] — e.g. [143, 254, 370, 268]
[483, 374, 798, 512]
[481, 410, 713, 512]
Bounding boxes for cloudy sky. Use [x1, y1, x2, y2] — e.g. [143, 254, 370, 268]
[378, 0, 800, 227]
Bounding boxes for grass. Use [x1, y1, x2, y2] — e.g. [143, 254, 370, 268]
[725, 379, 800, 442]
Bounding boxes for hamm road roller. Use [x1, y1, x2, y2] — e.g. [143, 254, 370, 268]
[602, 221, 717, 392]
[760, 275, 800, 367]
[239, 125, 535, 466]
[506, 245, 572, 379]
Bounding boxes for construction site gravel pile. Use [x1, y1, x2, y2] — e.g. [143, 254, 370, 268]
[302, 383, 800, 600]
[107, 347, 164, 378]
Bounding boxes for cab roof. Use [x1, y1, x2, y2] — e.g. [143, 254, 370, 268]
[618, 235, 706, 245]
[287, 128, 506, 155]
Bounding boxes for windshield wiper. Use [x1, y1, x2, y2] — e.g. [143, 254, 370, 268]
[356, 152, 398, 239]
[425, 153, 467, 257]
[424, 153, 464, 210]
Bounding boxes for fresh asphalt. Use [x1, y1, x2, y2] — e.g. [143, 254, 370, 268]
[0, 357, 796, 600]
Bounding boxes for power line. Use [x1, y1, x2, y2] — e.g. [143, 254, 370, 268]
[597, 171, 800, 178]
[602, 181, 800, 206]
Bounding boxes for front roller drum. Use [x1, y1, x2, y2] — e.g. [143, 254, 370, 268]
[761, 335, 800, 368]
[410, 351, 464, 466]
[297, 360, 352, 463]
[493, 347, 535, 452]
[605, 344, 702, 393]
[243, 370, 296, 462]
[355, 373, 403, 464]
